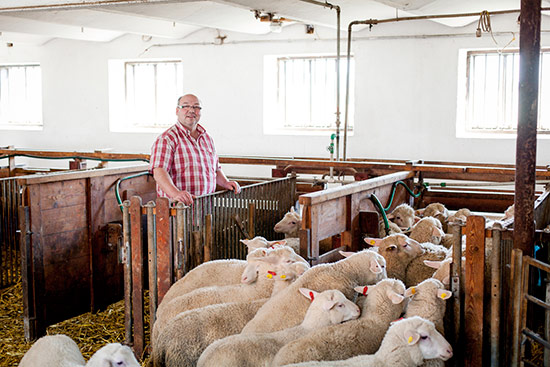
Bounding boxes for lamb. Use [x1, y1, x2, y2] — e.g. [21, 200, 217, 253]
[417, 203, 449, 232]
[364, 233, 423, 281]
[404, 241, 450, 288]
[274, 207, 301, 238]
[446, 208, 472, 226]
[387, 203, 416, 231]
[197, 288, 361, 367]
[404, 278, 452, 367]
[161, 236, 284, 305]
[378, 219, 402, 237]
[282, 316, 453, 367]
[153, 247, 309, 345]
[423, 258, 452, 287]
[272, 278, 407, 366]
[19, 334, 139, 367]
[409, 217, 445, 245]
[240, 249, 387, 334]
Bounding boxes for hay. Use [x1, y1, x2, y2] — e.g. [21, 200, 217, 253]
[0, 282, 151, 366]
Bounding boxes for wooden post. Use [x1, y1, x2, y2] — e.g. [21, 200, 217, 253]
[122, 201, 132, 346]
[490, 229, 502, 367]
[204, 214, 212, 262]
[464, 215, 485, 367]
[449, 223, 462, 365]
[192, 231, 202, 268]
[156, 197, 171, 305]
[8, 145, 15, 177]
[129, 196, 144, 357]
[145, 202, 157, 325]
[18, 205, 36, 341]
[248, 202, 255, 239]
[510, 248, 524, 367]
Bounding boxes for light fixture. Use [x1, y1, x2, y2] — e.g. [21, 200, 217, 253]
[253, 9, 294, 33]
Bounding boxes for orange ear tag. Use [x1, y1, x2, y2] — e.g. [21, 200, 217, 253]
[411, 287, 416, 295]
[370, 240, 376, 245]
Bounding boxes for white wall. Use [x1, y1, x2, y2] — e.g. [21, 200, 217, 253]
[1, 13, 549, 174]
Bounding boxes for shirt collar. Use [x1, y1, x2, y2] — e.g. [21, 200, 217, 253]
[176, 122, 206, 138]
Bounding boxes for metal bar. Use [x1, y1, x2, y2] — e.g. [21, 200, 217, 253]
[145, 201, 157, 325]
[122, 200, 132, 346]
[524, 255, 550, 273]
[449, 223, 462, 366]
[490, 229, 502, 367]
[525, 293, 550, 310]
[129, 196, 144, 357]
[523, 327, 550, 350]
[514, 0, 541, 255]
[511, 248, 524, 367]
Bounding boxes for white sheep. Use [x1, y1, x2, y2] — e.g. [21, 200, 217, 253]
[387, 203, 416, 231]
[160, 236, 285, 305]
[197, 288, 361, 367]
[423, 258, 452, 287]
[378, 220, 402, 237]
[404, 278, 452, 367]
[446, 208, 472, 226]
[364, 233, 423, 281]
[240, 249, 387, 334]
[404, 241, 450, 288]
[417, 203, 449, 232]
[409, 217, 445, 245]
[19, 334, 139, 367]
[274, 207, 301, 238]
[272, 278, 407, 366]
[153, 247, 308, 345]
[282, 316, 453, 367]
[152, 298, 268, 367]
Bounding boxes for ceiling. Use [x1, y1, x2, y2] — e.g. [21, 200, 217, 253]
[0, 0, 547, 45]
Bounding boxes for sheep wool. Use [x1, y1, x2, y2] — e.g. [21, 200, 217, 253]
[282, 316, 453, 367]
[404, 242, 450, 288]
[409, 217, 445, 245]
[197, 288, 360, 367]
[272, 278, 407, 366]
[241, 249, 386, 334]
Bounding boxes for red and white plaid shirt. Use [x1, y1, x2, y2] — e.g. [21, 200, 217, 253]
[150, 122, 220, 197]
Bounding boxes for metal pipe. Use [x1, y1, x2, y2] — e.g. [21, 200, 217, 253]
[514, 0, 541, 255]
[0, 0, 175, 12]
[299, 0, 341, 160]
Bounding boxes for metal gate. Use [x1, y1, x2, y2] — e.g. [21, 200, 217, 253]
[0, 177, 21, 288]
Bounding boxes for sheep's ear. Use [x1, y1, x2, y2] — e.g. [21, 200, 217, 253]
[437, 289, 452, 300]
[414, 216, 422, 223]
[442, 276, 450, 286]
[267, 240, 286, 247]
[240, 239, 251, 246]
[339, 250, 355, 258]
[370, 258, 383, 274]
[299, 288, 318, 302]
[364, 237, 382, 247]
[404, 330, 421, 345]
[415, 208, 425, 216]
[432, 227, 444, 237]
[290, 206, 295, 213]
[387, 290, 405, 304]
[386, 213, 395, 220]
[405, 287, 416, 297]
[423, 259, 442, 269]
[354, 285, 370, 296]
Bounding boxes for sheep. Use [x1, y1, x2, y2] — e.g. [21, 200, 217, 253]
[446, 208, 472, 226]
[423, 258, 452, 287]
[378, 219, 402, 237]
[272, 278, 407, 366]
[409, 217, 445, 245]
[240, 249, 387, 334]
[153, 246, 308, 345]
[282, 316, 453, 367]
[19, 334, 139, 367]
[160, 236, 285, 305]
[364, 233, 423, 281]
[417, 203, 449, 232]
[404, 278, 452, 367]
[404, 241, 450, 288]
[274, 207, 301, 238]
[152, 298, 268, 367]
[388, 203, 416, 231]
[197, 288, 361, 367]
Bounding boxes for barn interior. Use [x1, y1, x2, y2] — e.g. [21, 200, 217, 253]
[1, 0, 550, 366]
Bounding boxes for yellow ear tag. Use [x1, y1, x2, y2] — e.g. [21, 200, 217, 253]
[411, 287, 416, 295]
[408, 336, 413, 344]
[280, 275, 286, 279]
[267, 274, 273, 279]
[370, 240, 376, 245]
[440, 293, 447, 299]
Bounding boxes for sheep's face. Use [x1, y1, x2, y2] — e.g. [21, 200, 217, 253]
[274, 211, 301, 234]
[388, 204, 415, 229]
[410, 321, 453, 361]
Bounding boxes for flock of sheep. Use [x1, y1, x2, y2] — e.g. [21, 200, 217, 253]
[19, 200, 510, 367]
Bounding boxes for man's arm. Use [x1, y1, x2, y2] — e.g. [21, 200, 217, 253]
[216, 169, 241, 194]
[153, 167, 195, 205]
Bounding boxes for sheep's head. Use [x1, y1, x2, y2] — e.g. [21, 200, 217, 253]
[87, 343, 140, 367]
[274, 209, 302, 236]
[387, 203, 415, 230]
[410, 217, 445, 245]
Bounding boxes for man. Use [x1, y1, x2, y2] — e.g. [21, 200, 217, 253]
[150, 94, 240, 205]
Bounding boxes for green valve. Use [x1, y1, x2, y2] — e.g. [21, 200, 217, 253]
[330, 133, 336, 140]
[423, 182, 430, 187]
[440, 182, 446, 187]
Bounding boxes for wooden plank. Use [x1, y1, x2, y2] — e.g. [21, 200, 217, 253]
[204, 214, 212, 262]
[16, 165, 149, 185]
[28, 184, 46, 338]
[155, 197, 171, 305]
[130, 196, 144, 357]
[464, 215, 486, 367]
[41, 204, 88, 235]
[313, 197, 347, 240]
[38, 180, 86, 210]
[42, 230, 88, 263]
[18, 205, 36, 341]
[44, 256, 91, 293]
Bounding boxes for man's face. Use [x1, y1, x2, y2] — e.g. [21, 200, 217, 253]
[176, 95, 202, 130]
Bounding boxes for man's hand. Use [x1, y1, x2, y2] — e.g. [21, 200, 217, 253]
[226, 181, 241, 194]
[172, 190, 195, 206]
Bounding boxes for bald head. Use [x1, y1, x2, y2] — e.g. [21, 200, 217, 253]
[176, 94, 202, 131]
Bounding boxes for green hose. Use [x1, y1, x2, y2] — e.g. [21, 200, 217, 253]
[383, 181, 422, 211]
[369, 194, 390, 236]
[115, 171, 152, 211]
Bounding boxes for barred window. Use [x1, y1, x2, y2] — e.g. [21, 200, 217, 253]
[109, 59, 183, 132]
[264, 55, 354, 135]
[462, 49, 550, 134]
[0, 64, 42, 129]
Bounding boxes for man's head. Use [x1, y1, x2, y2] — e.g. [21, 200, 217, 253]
[176, 94, 202, 131]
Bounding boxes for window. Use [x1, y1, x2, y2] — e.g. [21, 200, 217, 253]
[0, 64, 42, 129]
[457, 49, 550, 136]
[264, 54, 354, 135]
[109, 59, 183, 132]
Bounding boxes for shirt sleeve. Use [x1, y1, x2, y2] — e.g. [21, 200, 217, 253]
[149, 135, 173, 174]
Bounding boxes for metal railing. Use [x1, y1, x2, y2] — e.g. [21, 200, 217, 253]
[122, 176, 296, 357]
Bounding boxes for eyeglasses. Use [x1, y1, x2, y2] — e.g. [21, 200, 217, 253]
[178, 105, 202, 111]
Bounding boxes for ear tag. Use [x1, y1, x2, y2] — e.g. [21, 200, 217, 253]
[411, 287, 416, 295]
[408, 336, 414, 344]
[362, 286, 368, 295]
[267, 270, 276, 279]
[280, 274, 286, 279]
[309, 291, 314, 301]
[440, 292, 447, 299]
[266, 273, 272, 279]
[370, 240, 376, 245]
